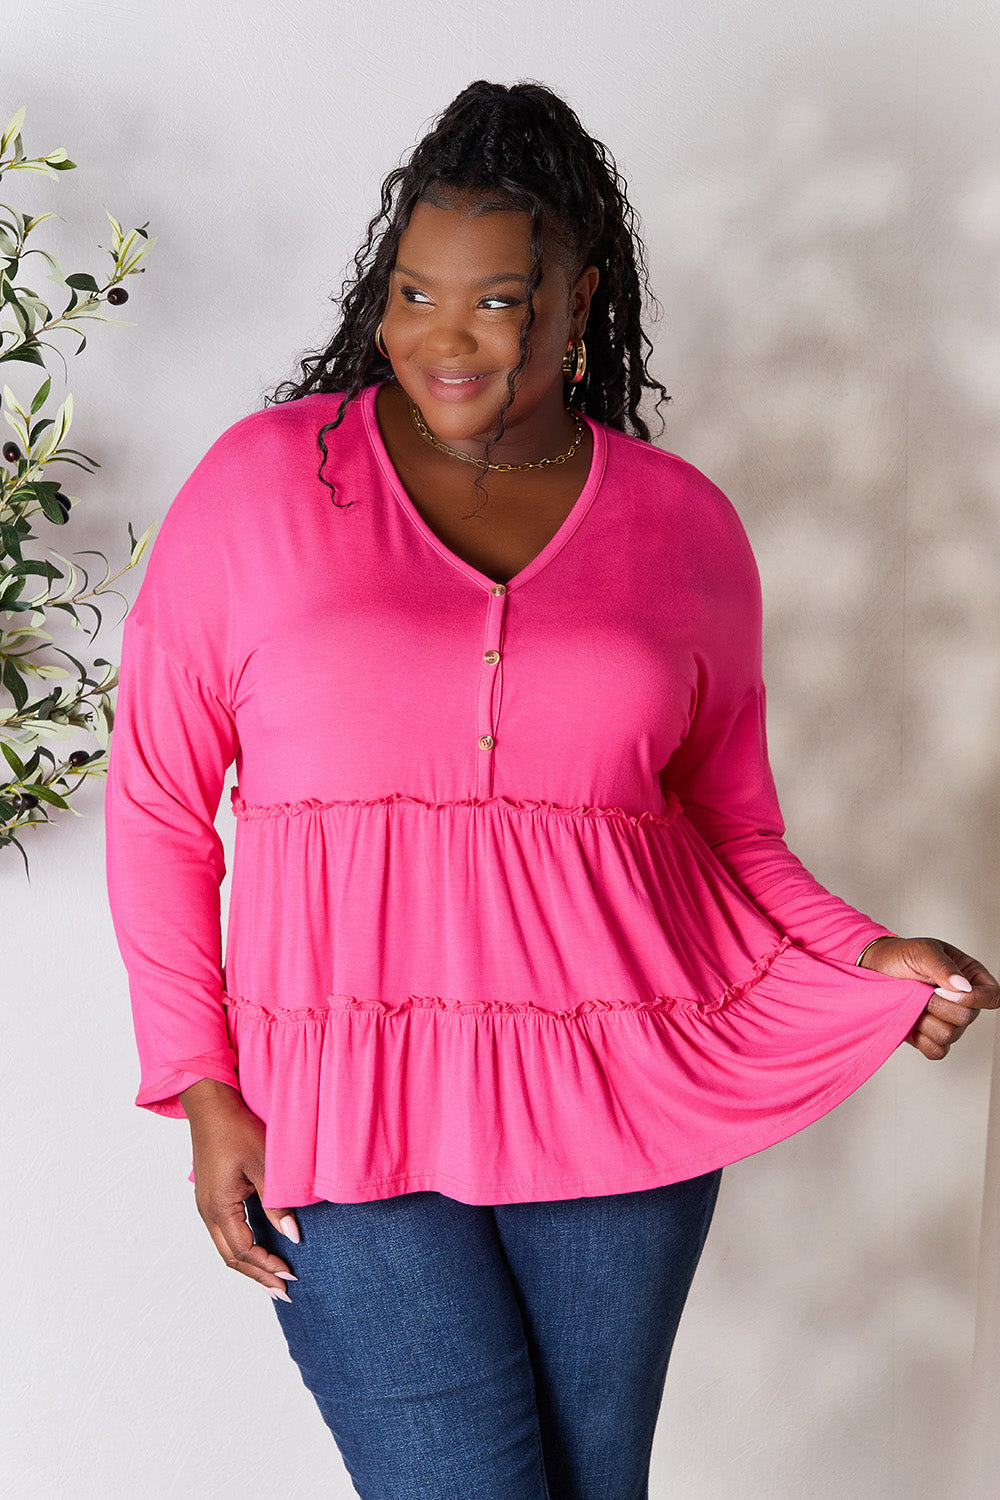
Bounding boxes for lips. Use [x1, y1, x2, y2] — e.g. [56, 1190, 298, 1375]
[423, 370, 493, 402]
[427, 371, 487, 384]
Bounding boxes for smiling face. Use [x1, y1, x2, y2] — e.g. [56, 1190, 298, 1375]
[379, 192, 598, 461]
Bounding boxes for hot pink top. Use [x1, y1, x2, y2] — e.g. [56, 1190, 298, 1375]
[104, 384, 931, 1209]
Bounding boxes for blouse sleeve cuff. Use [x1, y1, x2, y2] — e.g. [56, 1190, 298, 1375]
[134, 1052, 240, 1119]
[854, 927, 900, 967]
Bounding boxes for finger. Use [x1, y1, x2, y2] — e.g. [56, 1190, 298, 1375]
[203, 1224, 293, 1296]
[204, 1198, 296, 1294]
[938, 945, 1000, 1010]
[926, 994, 977, 1028]
[241, 1184, 301, 1245]
[912, 1025, 951, 1061]
[913, 1011, 958, 1050]
[262, 1207, 301, 1244]
[935, 976, 1000, 1013]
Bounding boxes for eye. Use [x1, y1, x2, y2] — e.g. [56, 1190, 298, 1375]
[480, 296, 521, 310]
[400, 286, 433, 304]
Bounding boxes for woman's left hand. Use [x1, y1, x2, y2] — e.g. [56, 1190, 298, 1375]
[858, 937, 1000, 1060]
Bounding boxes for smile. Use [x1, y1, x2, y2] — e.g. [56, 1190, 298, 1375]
[423, 370, 493, 403]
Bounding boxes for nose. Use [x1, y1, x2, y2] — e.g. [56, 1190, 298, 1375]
[422, 307, 477, 358]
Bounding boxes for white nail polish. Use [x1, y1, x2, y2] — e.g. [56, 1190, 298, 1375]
[275, 1272, 298, 1281]
[949, 974, 973, 992]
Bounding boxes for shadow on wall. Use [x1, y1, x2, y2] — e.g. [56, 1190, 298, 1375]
[645, 27, 1000, 1500]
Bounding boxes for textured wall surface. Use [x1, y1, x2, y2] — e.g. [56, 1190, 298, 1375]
[2, 2, 998, 1495]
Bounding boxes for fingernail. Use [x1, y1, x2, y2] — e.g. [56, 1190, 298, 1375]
[949, 974, 973, 992]
[266, 1285, 292, 1303]
[279, 1215, 300, 1243]
[934, 988, 960, 999]
[274, 1272, 298, 1281]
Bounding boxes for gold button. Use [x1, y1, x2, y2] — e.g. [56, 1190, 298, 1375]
[490, 583, 506, 596]
[484, 650, 500, 665]
[478, 735, 495, 750]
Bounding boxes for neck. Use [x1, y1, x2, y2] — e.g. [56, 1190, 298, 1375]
[409, 395, 581, 468]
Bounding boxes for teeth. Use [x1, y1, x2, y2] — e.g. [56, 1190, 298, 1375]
[436, 375, 481, 384]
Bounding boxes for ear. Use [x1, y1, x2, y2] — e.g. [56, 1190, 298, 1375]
[569, 265, 600, 337]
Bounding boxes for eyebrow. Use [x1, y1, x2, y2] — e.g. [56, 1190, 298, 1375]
[392, 264, 529, 288]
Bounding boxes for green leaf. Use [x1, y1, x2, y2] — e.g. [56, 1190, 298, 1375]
[64, 304, 116, 325]
[2, 381, 27, 423]
[1, 107, 26, 152]
[0, 345, 45, 367]
[1, 740, 25, 777]
[48, 445, 99, 468]
[65, 272, 100, 293]
[38, 491, 70, 525]
[25, 782, 69, 808]
[49, 159, 77, 172]
[2, 659, 28, 710]
[0, 574, 26, 607]
[6, 834, 31, 879]
[22, 212, 56, 236]
[29, 375, 51, 414]
[1, 522, 22, 559]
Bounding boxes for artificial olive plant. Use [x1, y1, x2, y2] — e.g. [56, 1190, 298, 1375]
[1, 105, 155, 875]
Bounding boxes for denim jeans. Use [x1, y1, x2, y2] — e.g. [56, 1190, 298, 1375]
[244, 1169, 722, 1500]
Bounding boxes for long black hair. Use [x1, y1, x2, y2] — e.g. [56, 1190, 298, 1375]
[265, 79, 670, 507]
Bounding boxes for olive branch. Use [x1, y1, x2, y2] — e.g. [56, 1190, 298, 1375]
[1, 104, 156, 876]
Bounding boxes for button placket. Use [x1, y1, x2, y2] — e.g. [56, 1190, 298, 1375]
[475, 585, 507, 797]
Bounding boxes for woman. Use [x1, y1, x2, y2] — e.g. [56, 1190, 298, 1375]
[105, 80, 997, 1499]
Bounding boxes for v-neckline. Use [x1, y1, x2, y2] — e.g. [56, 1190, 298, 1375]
[360, 383, 607, 592]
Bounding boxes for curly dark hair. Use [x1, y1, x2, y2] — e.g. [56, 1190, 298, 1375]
[264, 79, 670, 507]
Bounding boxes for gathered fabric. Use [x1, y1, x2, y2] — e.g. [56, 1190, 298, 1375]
[104, 383, 931, 1207]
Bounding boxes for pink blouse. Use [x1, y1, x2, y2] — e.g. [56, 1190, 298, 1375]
[104, 384, 931, 1208]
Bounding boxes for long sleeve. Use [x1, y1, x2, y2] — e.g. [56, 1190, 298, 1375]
[104, 426, 246, 1118]
[661, 504, 895, 967]
[106, 619, 239, 1116]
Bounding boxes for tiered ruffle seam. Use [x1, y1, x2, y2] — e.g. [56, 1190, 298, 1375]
[221, 936, 792, 1023]
[230, 788, 682, 829]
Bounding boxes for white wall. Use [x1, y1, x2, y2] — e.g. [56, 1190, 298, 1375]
[3, 2, 998, 1495]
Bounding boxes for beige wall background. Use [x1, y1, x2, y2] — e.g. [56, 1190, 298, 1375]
[2, 1, 997, 1495]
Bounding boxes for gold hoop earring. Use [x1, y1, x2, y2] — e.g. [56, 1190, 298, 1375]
[375, 321, 389, 360]
[562, 336, 587, 385]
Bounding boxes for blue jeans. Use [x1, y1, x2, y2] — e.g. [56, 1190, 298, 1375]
[244, 1170, 722, 1500]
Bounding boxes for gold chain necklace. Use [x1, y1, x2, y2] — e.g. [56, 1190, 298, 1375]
[409, 401, 584, 473]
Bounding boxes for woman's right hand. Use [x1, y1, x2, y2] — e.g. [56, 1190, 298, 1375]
[179, 1078, 301, 1300]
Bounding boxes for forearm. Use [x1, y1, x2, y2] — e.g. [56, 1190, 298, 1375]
[708, 827, 897, 964]
[179, 1077, 245, 1120]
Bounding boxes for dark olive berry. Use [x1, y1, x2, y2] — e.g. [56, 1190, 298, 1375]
[3, 442, 21, 463]
[107, 286, 129, 305]
[20, 793, 39, 809]
[68, 750, 90, 766]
